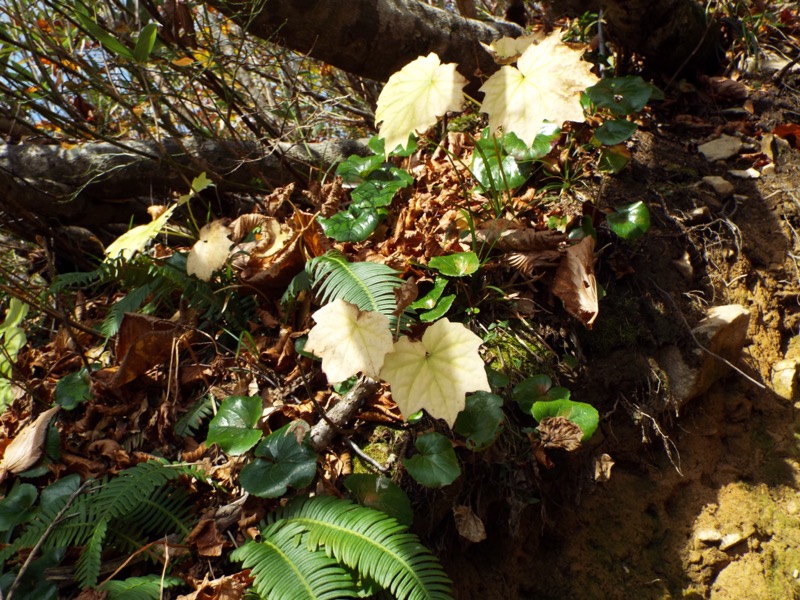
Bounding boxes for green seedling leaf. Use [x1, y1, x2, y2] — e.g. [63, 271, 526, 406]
[206, 396, 263, 455]
[0, 482, 37, 531]
[133, 23, 158, 63]
[597, 144, 631, 174]
[305, 299, 393, 383]
[74, 10, 134, 60]
[239, 422, 317, 498]
[0, 298, 28, 409]
[594, 119, 637, 146]
[512, 374, 570, 413]
[345, 474, 414, 526]
[501, 125, 561, 161]
[409, 277, 448, 311]
[606, 201, 651, 241]
[403, 432, 461, 488]
[318, 205, 380, 242]
[428, 252, 480, 277]
[531, 399, 599, 441]
[479, 34, 597, 145]
[336, 153, 386, 184]
[585, 76, 655, 117]
[104, 203, 177, 261]
[418, 294, 455, 322]
[55, 368, 94, 410]
[472, 133, 528, 193]
[380, 319, 490, 426]
[375, 53, 466, 156]
[453, 392, 504, 451]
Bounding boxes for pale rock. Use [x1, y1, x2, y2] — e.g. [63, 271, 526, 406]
[696, 528, 723, 544]
[728, 168, 760, 179]
[720, 532, 744, 551]
[701, 175, 735, 198]
[698, 134, 743, 162]
[660, 305, 751, 408]
[771, 359, 799, 401]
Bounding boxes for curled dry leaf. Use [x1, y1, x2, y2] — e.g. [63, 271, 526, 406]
[593, 452, 615, 483]
[552, 235, 599, 328]
[474, 219, 566, 252]
[453, 505, 487, 543]
[0, 405, 60, 483]
[538, 416, 583, 452]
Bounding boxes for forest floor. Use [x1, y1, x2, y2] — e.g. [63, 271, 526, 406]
[442, 61, 800, 600]
[2, 11, 800, 600]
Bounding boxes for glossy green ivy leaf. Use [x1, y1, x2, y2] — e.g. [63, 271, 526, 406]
[502, 125, 561, 162]
[55, 368, 94, 410]
[0, 482, 37, 531]
[585, 76, 656, 117]
[403, 432, 461, 488]
[344, 474, 414, 526]
[472, 144, 527, 193]
[428, 252, 480, 277]
[239, 422, 317, 498]
[453, 392, 505, 451]
[350, 168, 413, 207]
[418, 294, 455, 322]
[594, 119, 637, 146]
[512, 374, 570, 413]
[335, 153, 385, 184]
[606, 201, 651, 241]
[409, 277, 448, 311]
[206, 396, 263, 455]
[318, 205, 380, 242]
[133, 23, 158, 63]
[531, 399, 599, 441]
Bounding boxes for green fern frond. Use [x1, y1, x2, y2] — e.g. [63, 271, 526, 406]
[174, 396, 215, 437]
[97, 574, 183, 600]
[232, 521, 359, 600]
[307, 251, 403, 319]
[236, 495, 453, 600]
[101, 283, 156, 337]
[75, 517, 108, 589]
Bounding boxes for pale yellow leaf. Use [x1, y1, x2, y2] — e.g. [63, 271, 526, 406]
[379, 319, 490, 426]
[305, 299, 393, 383]
[481, 33, 544, 64]
[375, 53, 467, 156]
[479, 34, 597, 145]
[0, 405, 59, 483]
[186, 220, 233, 281]
[105, 204, 177, 261]
[552, 235, 598, 328]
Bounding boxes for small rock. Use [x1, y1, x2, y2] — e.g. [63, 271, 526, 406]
[696, 528, 723, 544]
[771, 358, 799, 401]
[702, 175, 735, 198]
[728, 167, 760, 179]
[660, 305, 751, 407]
[720, 531, 748, 551]
[698, 134, 743, 162]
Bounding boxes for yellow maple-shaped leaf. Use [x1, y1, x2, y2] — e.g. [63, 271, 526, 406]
[105, 204, 177, 261]
[479, 34, 598, 145]
[379, 319, 490, 426]
[375, 53, 466, 156]
[186, 220, 233, 281]
[305, 299, 394, 384]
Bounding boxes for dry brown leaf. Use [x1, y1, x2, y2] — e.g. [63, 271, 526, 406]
[0, 405, 60, 482]
[453, 504, 487, 543]
[551, 236, 598, 328]
[593, 452, 615, 483]
[475, 219, 565, 252]
[504, 250, 562, 276]
[186, 518, 226, 557]
[176, 571, 254, 600]
[393, 278, 419, 316]
[538, 416, 583, 451]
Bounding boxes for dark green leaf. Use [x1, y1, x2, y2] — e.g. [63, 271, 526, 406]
[418, 294, 455, 322]
[133, 23, 158, 63]
[486, 367, 509, 389]
[512, 375, 570, 413]
[345, 474, 414, 526]
[606, 201, 651, 240]
[585, 76, 655, 117]
[594, 119, 637, 145]
[55, 369, 94, 410]
[453, 392, 505, 451]
[74, 10, 134, 60]
[409, 277, 448, 311]
[0, 483, 37, 531]
[335, 154, 385, 184]
[318, 206, 380, 242]
[403, 432, 460, 488]
[531, 399, 599, 441]
[597, 144, 631, 174]
[206, 396, 262, 455]
[39, 474, 81, 514]
[502, 126, 560, 161]
[472, 153, 526, 193]
[428, 252, 480, 277]
[239, 423, 317, 498]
